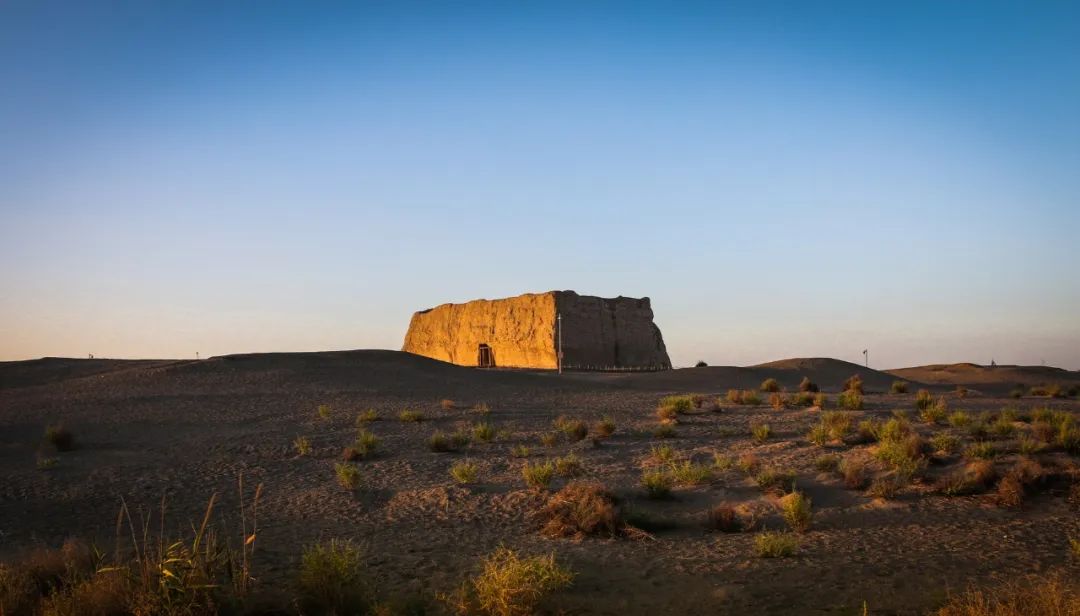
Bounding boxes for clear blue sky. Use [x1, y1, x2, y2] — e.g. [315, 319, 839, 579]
[2, 1, 1079, 369]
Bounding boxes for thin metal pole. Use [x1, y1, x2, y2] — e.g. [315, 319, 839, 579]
[557, 313, 562, 375]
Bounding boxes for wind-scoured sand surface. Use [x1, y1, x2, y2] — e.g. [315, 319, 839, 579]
[1, 351, 1078, 614]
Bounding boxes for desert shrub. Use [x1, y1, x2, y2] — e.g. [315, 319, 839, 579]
[1031, 421, 1056, 443]
[807, 423, 830, 447]
[474, 422, 496, 442]
[695, 360, 708, 367]
[641, 469, 673, 499]
[706, 505, 741, 532]
[522, 461, 555, 490]
[932, 572, 1080, 616]
[837, 390, 863, 410]
[964, 442, 997, 460]
[539, 433, 558, 448]
[920, 402, 947, 424]
[357, 409, 379, 423]
[742, 391, 763, 406]
[930, 433, 961, 454]
[1031, 407, 1054, 423]
[317, 404, 332, 420]
[594, 416, 615, 437]
[1017, 436, 1044, 455]
[1060, 426, 1080, 455]
[656, 405, 679, 423]
[399, 409, 424, 423]
[453, 548, 573, 616]
[736, 453, 759, 474]
[511, 445, 531, 459]
[298, 540, 370, 616]
[293, 435, 312, 456]
[822, 411, 854, 439]
[769, 392, 787, 410]
[779, 491, 812, 532]
[874, 435, 928, 477]
[473, 402, 491, 415]
[948, 411, 971, 427]
[650, 443, 677, 464]
[989, 416, 1016, 438]
[428, 431, 453, 452]
[840, 457, 869, 489]
[877, 417, 911, 443]
[554, 454, 584, 478]
[659, 395, 694, 415]
[450, 460, 480, 484]
[670, 460, 712, 486]
[750, 422, 772, 443]
[854, 420, 878, 443]
[43, 424, 74, 452]
[441, 399, 456, 411]
[798, 377, 819, 393]
[813, 393, 827, 409]
[353, 430, 379, 458]
[335, 463, 361, 490]
[760, 378, 781, 393]
[726, 389, 743, 404]
[1030, 384, 1064, 398]
[713, 453, 735, 471]
[1010, 387, 1026, 399]
[755, 532, 798, 558]
[866, 474, 905, 499]
[936, 460, 996, 496]
[955, 385, 968, 399]
[754, 467, 795, 494]
[843, 374, 864, 394]
[815, 454, 841, 472]
[915, 389, 933, 411]
[653, 424, 677, 439]
[791, 391, 815, 407]
[891, 380, 909, 394]
[537, 483, 623, 539]
[995, 473, 1025, 508]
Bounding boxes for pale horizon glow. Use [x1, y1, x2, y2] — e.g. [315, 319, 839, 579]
[2, 2, 1079, 369]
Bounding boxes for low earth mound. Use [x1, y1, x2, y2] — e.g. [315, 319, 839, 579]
[596, 357, 905, 392]
[887, 363, 1080, 393]
[0, 358, 182, 391]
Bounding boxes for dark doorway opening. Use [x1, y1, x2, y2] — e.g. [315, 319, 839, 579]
[477, 344, 495, 368]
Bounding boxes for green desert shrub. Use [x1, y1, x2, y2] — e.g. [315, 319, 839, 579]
[725, 389, 743, 404]
[807, 423, 830, 447]
[866, 474, 906, 499]
[842, 374, 864, 394]
[641, 469, 674, 499]
[813, 393, 827, 409]
[930, 432, 961, 454]
[915, 389, 934, 411]
[353, 429, 379, 458]
[751, 422, 772, 443]
[450, 460, 480, 484]
[669, 460, 712, 486]
[754, 467, 795, 494]
[837, 390, 863, 410]
[791, 391, 815, 407]
[522, 461, 556, 490]
[293, 435, 312, 456]
[713, 453, 735, 471]
[877, 417, 911, 443]
[874, 435, 928, 477]
[920, 401, 947, 424]
[650, 443, 677, 464]
[822, 411, 854, 440]
[298, 540, 370, 616]
[814, 454, 841, 472]
[473, 422, 497, 442]
[948, 411, 971, 427]
[779, 491, 812, 532]
[335, 463, 361, 490]
[449, 547, 573, 616]
[554, 453, 584, 478]
[658, 395, 694, 415]
[399, 409, 424, 423]
[964, 442, 997, 460]
[539, 432, 559, 448]
[755, 532, 798, 558]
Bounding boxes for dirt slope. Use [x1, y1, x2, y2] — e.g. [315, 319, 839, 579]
[887, 363, 1080, 393]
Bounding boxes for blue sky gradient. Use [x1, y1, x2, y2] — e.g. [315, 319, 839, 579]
[2, 1, 1079, 368]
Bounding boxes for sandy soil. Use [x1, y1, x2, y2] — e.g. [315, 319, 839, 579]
[1, 351, 1078, 615]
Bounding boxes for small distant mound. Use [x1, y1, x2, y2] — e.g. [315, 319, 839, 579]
[886, 363, 1080, 393]
[598, 357, 905, 392]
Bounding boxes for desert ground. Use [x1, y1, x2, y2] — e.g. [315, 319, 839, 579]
[1, 351, 1078, 614]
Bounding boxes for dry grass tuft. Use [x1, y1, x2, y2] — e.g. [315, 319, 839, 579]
[779, 491, 811, 532]
[522, 461, 556, 491]
[755, 532, 798, 558]
[298, 540, 370, 615]
[760, 378, 781, 393]
[536, 482, 623, 539]
[932, 572, 1079, 616]
[705, 505, 741, 532]
[891, 380, 909, 394]
[450, 460, 480, 484]
[445, 547, 573, 616]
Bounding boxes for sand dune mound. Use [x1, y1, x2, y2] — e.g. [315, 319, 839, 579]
[886, 363, 1080, 392]
[590, 357, 906, 392]
[0, 357, 182, 390]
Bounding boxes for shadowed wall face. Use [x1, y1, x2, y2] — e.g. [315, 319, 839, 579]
[401, 291, 670, 370]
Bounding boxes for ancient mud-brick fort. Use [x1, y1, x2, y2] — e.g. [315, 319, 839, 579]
[402, 291, 671, 370]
